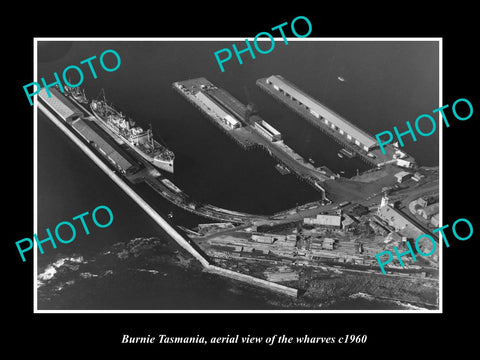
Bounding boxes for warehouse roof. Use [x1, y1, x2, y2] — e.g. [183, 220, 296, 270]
[377, 204, 424, 239]
[39, 87, 83, 121]
[266, 75, 377, 149]
[314, 214, 342, 227]
[72, 119, 134, 172]
[195, 91, 230, 119]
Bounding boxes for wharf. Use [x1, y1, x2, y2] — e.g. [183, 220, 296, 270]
[173, 79, 256, 149]
[40, 91, 298, 298]
[174, 78, 337, 197]
[67, 92, 268, 224]
[256, 77, 416, 168]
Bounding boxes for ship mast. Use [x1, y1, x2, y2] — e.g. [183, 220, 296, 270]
[97, 88, 107, 102]
[149, 123, 154, 148]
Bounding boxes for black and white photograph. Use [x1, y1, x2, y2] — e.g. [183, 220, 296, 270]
[6, 6, 479, 355]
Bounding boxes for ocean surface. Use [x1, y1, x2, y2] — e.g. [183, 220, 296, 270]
[36, 40, 439, 310]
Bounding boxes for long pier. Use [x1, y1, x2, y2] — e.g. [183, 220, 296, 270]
[256, 76, 416, 168]
[68, 92, 269, 225]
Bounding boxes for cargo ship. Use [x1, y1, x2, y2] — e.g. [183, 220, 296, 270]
[90, 92, 174, 173]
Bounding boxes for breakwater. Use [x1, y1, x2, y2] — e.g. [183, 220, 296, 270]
[38, 102, 298, 299]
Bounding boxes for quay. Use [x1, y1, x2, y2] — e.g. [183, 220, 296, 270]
[257, 75, 416, 168]
[38, 87, 298, 298]
[173, 78, 338, 199]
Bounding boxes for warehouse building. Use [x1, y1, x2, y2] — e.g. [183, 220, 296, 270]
[394, 171, 413, 183]
[377, 195, 425, 240]
[223, 114, 241, 129]
[39, 87, 83, 124]
[71, 119, 138, 175]
[418, 203, 439, 220]
[265, 75, 378, 152]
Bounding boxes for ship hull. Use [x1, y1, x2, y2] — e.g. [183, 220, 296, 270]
[153, 157, 174, 173]
[90, 104, 174, 173]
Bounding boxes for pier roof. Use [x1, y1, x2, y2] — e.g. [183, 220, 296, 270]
[266, 75, 377, 149]
[72, 119, 135, 172]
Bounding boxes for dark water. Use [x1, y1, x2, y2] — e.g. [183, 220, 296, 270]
[37, 40, 439, 310]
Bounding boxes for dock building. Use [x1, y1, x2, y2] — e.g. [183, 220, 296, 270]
[377, 194, 427, 240]
[39, 87, 139, 176]
[394, 171, 413, 183]
[418, 203, 439, 220]
[264, 75, 378, 152]
[194, 91, 241, 129]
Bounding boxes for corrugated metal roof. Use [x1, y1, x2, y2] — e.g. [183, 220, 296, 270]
[267, 75, 377, 149]
[72, 119, 134, 171]
[377, 205, 424, 239]
[195, 91, 230, 119]
[394, 171, 412, 179]
[39, 87, 83, 121]
[258, 120, 281, 136]
[224, 114, 240, 127]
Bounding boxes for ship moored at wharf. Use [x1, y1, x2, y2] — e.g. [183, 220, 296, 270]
[89, 91, 175, 173]
[64, 83, 89, 104]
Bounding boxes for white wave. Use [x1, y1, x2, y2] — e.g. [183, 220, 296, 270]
[135, 268, 160, 274]
[391, 300, 429, 310]
[55, 280, 75, 292]
[349, 292, 375, 301]
[37, 256, 85, 285]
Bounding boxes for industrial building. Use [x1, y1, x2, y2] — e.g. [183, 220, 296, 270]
[265, 75, 378, 152]
[194, 91, 241, 129]
[223, 114, 241, 129]
[417, 196, 435, 208]
[342, 214, 359, 231]
[251, 233, 297, 245]
[39, 87, 83, 123]
[418, 203, 439, 220]
[377, 195, 425, 239]
[71, 119, 138, 175]
[254, 119, 282, 141]
[303, 214, 342, 228]
[394, 171, 413, 183]
[412, 172, 425, 182]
